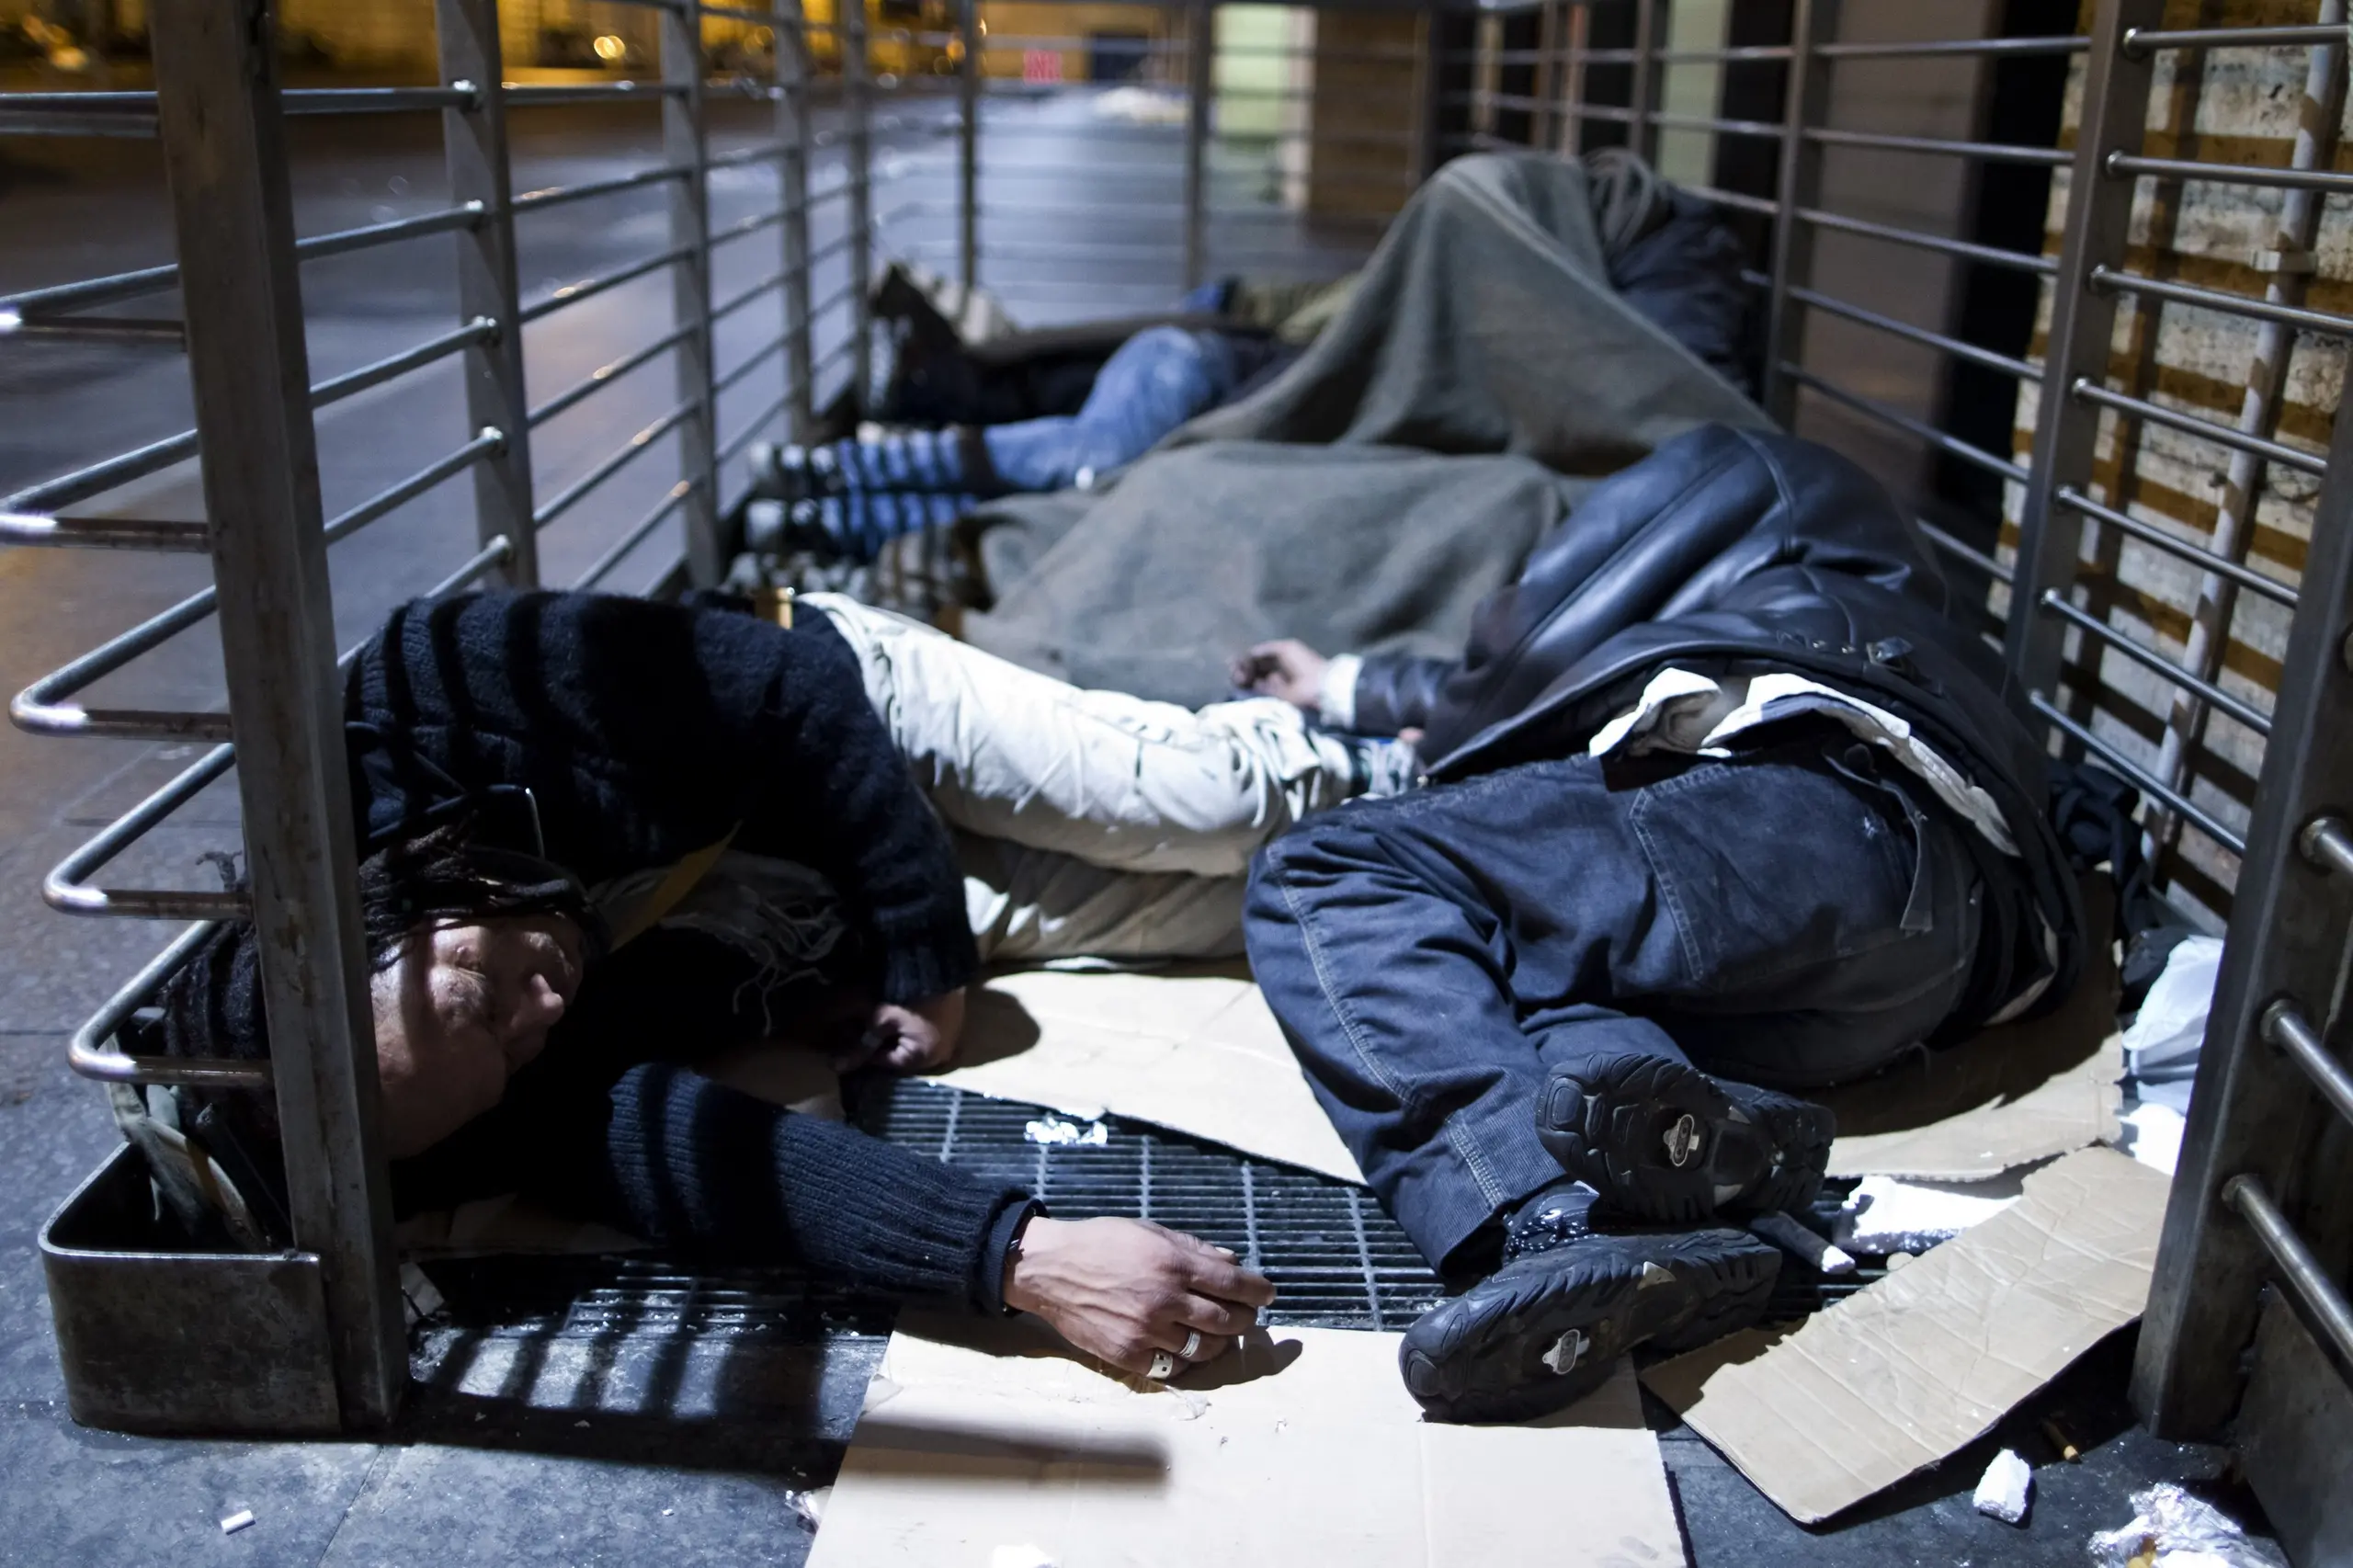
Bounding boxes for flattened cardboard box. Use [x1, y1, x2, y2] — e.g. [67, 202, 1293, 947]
[1642, 1146, 2170, 1524]
[809, 1319, 1686, 1567]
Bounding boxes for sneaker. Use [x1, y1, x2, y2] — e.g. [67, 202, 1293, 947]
[747, 442, 846, 506]
[1535, 1052, 1835, 1225]
[1398, 1191, 1779, 1424]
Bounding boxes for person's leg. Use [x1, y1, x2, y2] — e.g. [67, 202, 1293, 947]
[982, 327, 1239, 491]
[958, 831, 1246, 965]
[1245, 738, 1984, 1271]
[809, 593, 1391, 879]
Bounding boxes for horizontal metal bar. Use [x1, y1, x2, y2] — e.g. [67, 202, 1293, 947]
[1649, 111, 1785, 139]
[1781, 364, 2030, 483]
[323, 429, 503, 547]
[67, 919, 267, 1089]
[532, 398, 698, 531]
[424, 534, 515, 597]
[2264, 1003, 2353, 1136]
[2109, 150, 2353, 197]
[1681, 183, 1782, 218]
[2072, 379, 2329, 477]
[710, 202, 790, 249]
[713, 266, 791, 324]
[0, 260, 179, 319]
[2040, 589, 2274, 735]
[2028, 692, 2248, 854]
[1, 425, 199, 514]
[1915, 517, 2015, 584]
[1578, 43, 1795, 64]
[3, 286, 621, 526]
[1807, 126, 2068, 166]
[1814, 35, 2088, 59]
[1568, 103, 1641, 124]
[2127, 22, 2350, 52]
[519, 244, 695, 325]
[806, 280, 858, 324]
[290, 200, 486, 265]
[0, 85, 473, 118]
[11, 587, 227, 741]
[2057, 486, 2297, 608]
[0, 513, 209, 551]
[1799, 206, 2061, 276]
[529, 326, 693, 427]
[704, 136, 790, 173]
[713, 332, 789, 396]
[718, 388, 793, 469]
[1788, 284, 2042, 380]
[574, 481, 694, 589]
[2091, 265, 2353, 341]
[313, 316, 497, 410]
[0, 312, 185, 346]
[2222, 1175, 2353, 1377]
[2304, 816, 2353, 881]
[501, 82, 685, 108]
[512, 161, 692, 216]
[44, 743, 246, 918]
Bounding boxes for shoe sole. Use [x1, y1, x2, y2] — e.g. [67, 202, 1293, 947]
[1399, 1228, 1779, 1425]
[1537, 1054, 1834, 1225]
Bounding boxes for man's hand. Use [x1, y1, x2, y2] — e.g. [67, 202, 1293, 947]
[1230, 640, 1329, 712]
[1004, 1216, 1278, 1377]
[837, 987, 967, 1074]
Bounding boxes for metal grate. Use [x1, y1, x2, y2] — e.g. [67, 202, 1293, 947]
[852, 1078, 1448, 1330]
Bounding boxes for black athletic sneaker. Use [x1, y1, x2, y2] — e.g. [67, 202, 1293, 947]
[1398, 1191, 1779, 1424]
[1535, 1051, 1835, 1225]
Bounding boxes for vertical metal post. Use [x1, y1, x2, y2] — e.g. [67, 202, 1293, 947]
[844, 0, 874, 410]
[774, 0, 817, 437]
[148, 0, 404, 1428]
[2006, 0, 2165, 701]
[2152, 7, 2347, 842]
[958, 0, 981, 291]
[2131, 376, 2353, 1437]
[1561, 2, 1588, 156]
[1629, 0, 1661, 164]
[1416, 1, 1449, 181]
[437, 0, 538, 585]
[1532, 0, 1563, 155]
[1760, 0, 1834, 427]
[661, 2, 724, 585]
[1183, 0, 1214, 291]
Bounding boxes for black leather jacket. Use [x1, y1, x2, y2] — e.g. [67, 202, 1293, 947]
[1352, 424, 2086, 1025]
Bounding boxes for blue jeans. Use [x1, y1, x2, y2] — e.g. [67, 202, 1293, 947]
[1244, 736, 1988, 1270]
[982, 326, 1239, 492]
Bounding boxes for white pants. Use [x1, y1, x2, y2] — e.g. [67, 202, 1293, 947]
[806, 594, 1363, 963]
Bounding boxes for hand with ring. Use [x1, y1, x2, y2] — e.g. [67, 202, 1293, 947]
[1003, 1216, 1276, 1381]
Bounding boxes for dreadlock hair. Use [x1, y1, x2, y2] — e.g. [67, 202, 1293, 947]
[159, 818, 600, 1079]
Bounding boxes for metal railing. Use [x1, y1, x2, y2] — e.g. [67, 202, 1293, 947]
[0, 0, 875, 1427]
[1442, 0, 2353, 1520]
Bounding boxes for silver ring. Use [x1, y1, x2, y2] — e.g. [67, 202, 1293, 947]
[1147, 1350, 1176, 1381]
[1179, 1330, 1203, 1360]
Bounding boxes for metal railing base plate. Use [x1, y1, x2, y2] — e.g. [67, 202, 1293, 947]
[40, 1145, 343, 1437]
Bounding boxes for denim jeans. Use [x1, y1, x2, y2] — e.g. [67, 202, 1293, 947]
[1245, 735, 1988, 1270]
[982, 326, 1239, 492]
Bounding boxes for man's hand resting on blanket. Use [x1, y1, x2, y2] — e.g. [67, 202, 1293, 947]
[835, 987, 966, 1074]
[1232, 640, 1328, 711]
[1005, 1216, 1278, 1377]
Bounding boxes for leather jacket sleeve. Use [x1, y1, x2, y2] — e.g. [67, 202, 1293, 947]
[1349, 653, 1458, 735]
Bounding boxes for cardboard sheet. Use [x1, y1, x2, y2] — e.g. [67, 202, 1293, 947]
[931, 964, 1365, 1184]
[809, 1318, 1686, 1568]
[1824, 878, 2124, 1181]
[1641, 1146, 2170, 1524]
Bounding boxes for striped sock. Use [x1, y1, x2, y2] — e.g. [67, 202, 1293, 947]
[793, 490, 978, 562]
[828, 430, 965, 493]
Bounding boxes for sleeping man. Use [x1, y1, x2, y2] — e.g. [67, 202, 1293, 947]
[156, 583, 1418, 1381]
[1236, 425, 2087, 1421]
